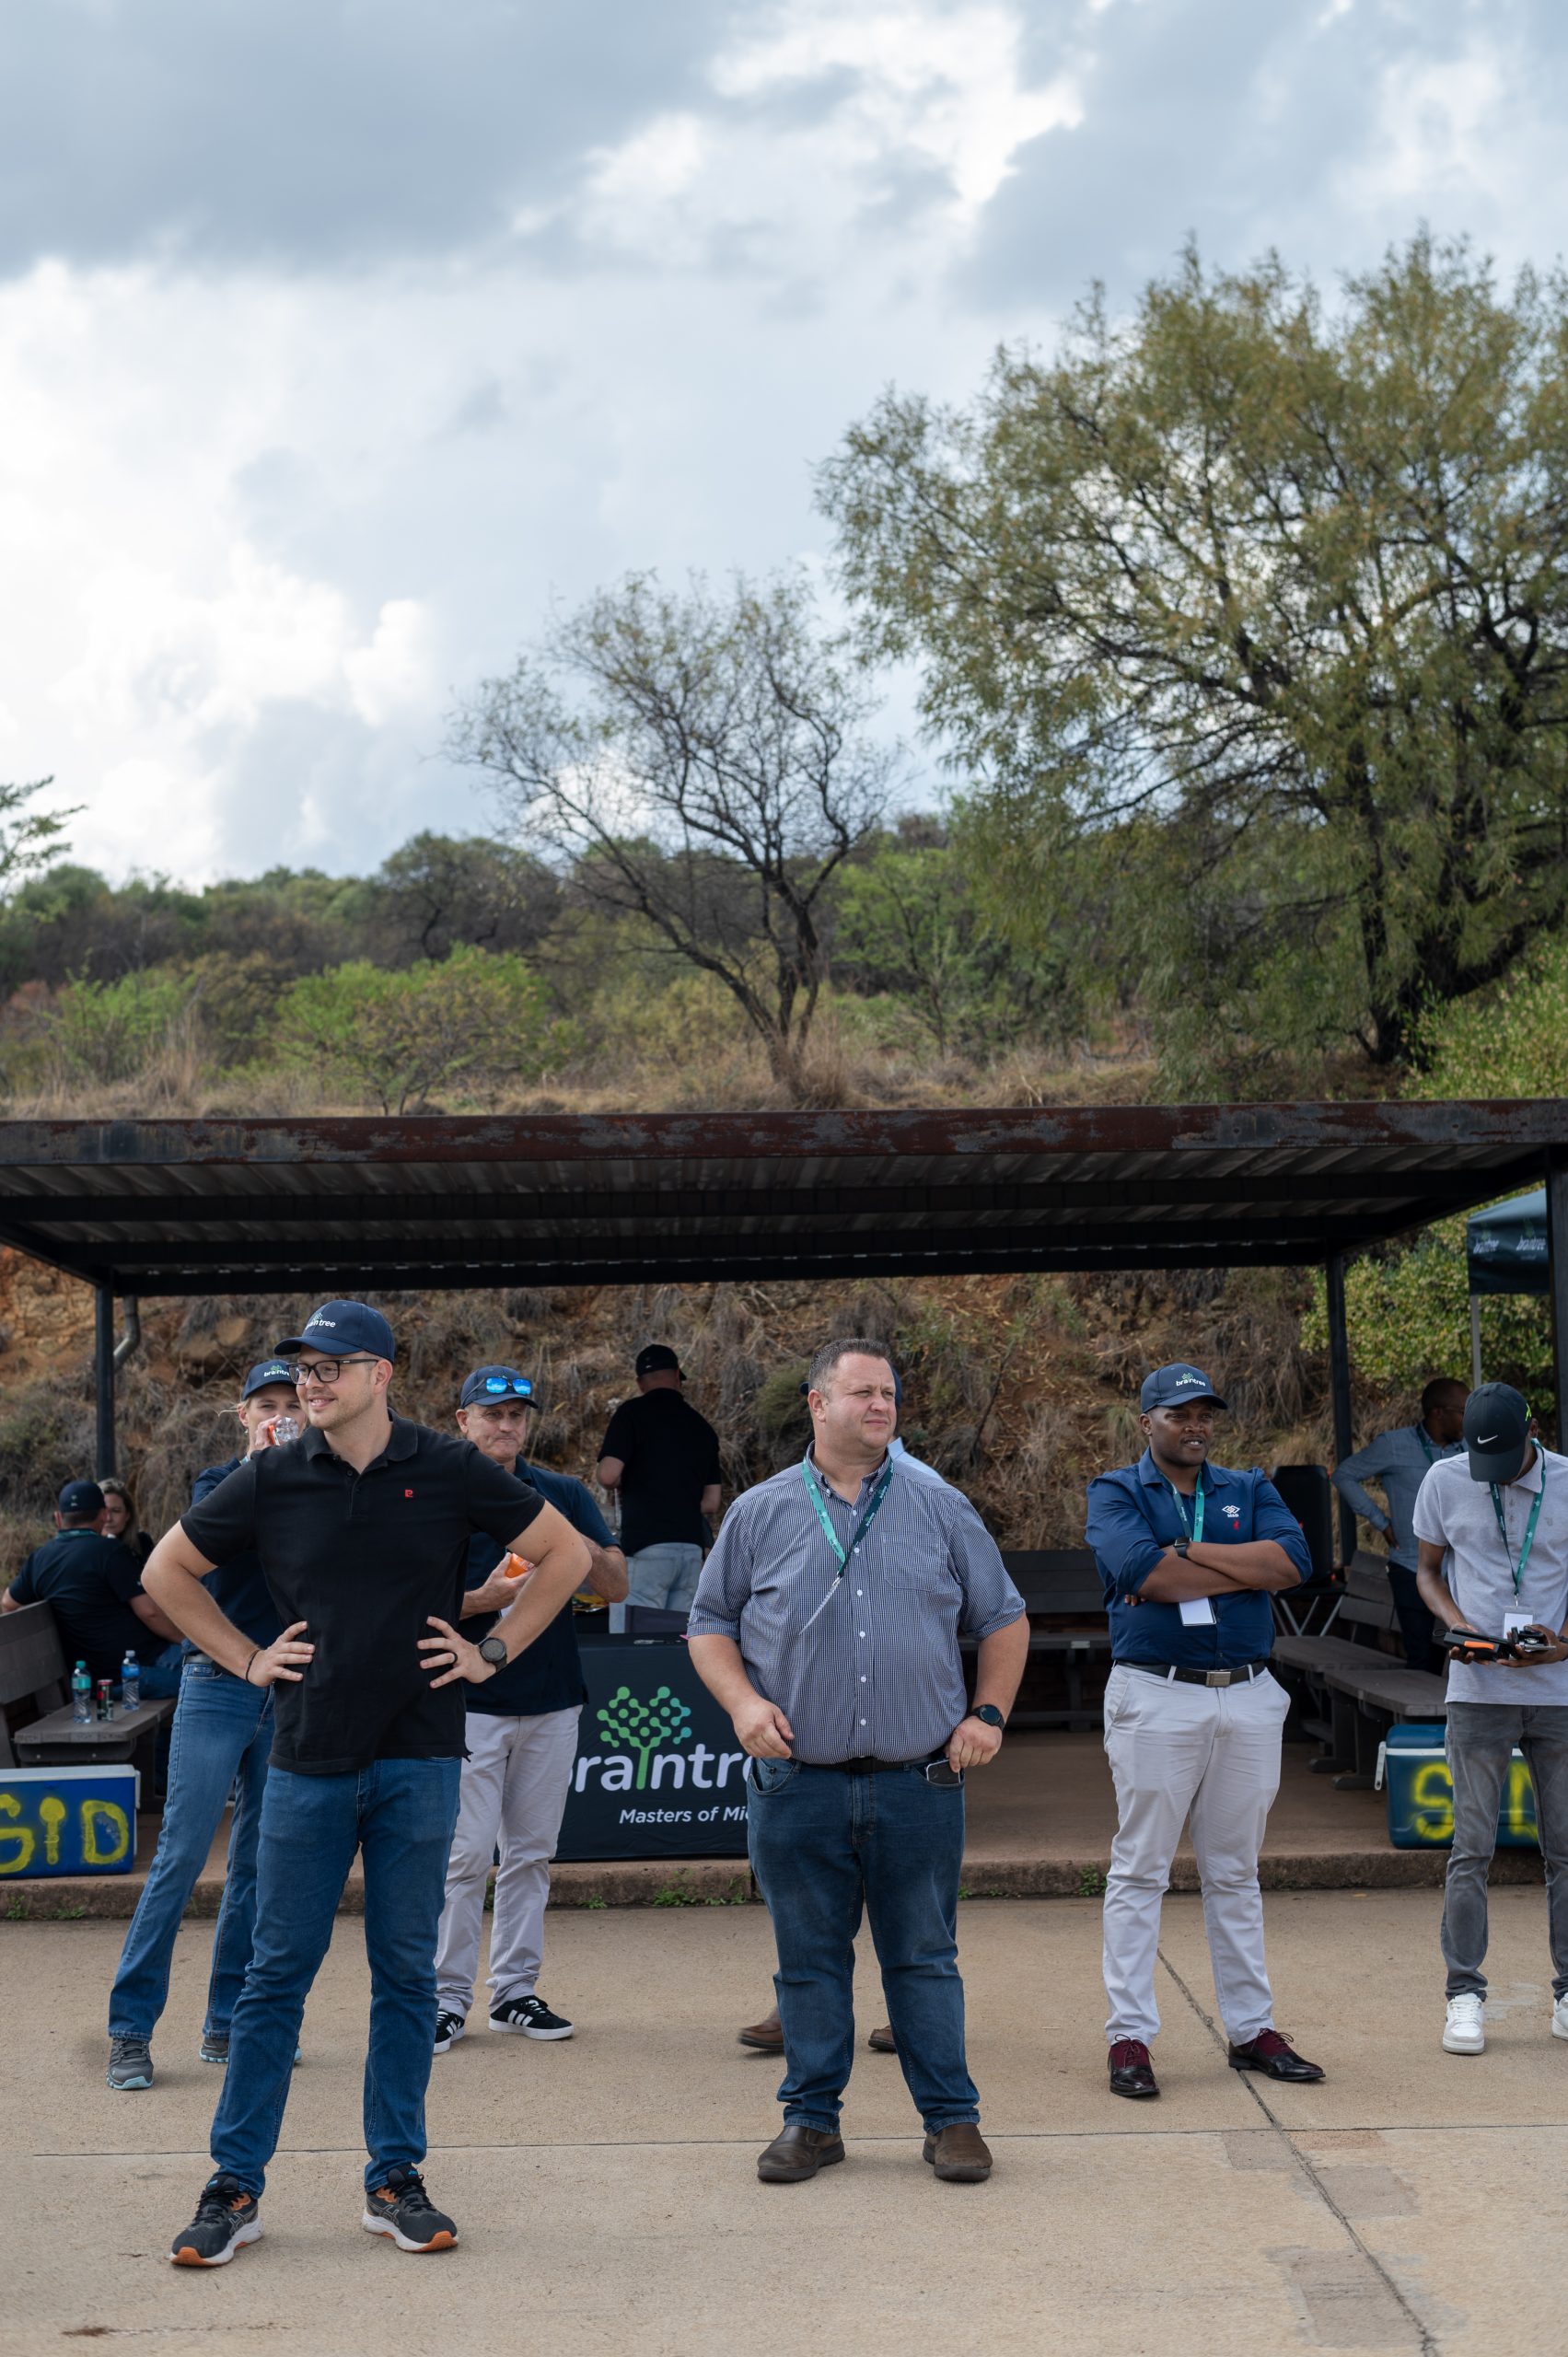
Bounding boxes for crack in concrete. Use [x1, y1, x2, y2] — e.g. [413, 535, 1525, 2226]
[1156, 1943, 1439, 2355]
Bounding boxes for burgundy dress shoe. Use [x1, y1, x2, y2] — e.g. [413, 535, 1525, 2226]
[867, 2024, 897, 2053]
[1108, 2038, 1159, 2098]
[757, 2125, 845, 2182]
[738, 2009, 784, 2051]
[922, 2124, 993, 2182]
[1228, 2030, 1325, 2084]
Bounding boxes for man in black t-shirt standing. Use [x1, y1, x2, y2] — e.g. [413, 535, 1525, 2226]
[141, 1300, 590, 2271]
[597, 1344, 722, 1620]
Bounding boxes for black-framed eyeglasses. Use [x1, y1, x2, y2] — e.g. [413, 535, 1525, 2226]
[289, 1355, 379, 1387]
[922, 1760, 964, 1788]
[477, 1377, 534, 1399]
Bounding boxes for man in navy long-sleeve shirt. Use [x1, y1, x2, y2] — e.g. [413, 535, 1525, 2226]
[1086, 1362, 1323, 2102]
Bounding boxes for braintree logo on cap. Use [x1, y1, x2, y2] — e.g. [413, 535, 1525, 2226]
[308, 1316, 337, 1329]
[1174, 1372, 1204, 1386]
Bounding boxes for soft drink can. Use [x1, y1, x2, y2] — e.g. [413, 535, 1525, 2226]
[96, 1678, 115, 1722]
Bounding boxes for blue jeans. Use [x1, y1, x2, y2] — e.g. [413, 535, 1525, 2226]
[747, 1759, 979, 2135]
[210, 1757, 461, 2197]
[109, 1658, 273, 2041]
[626, 1542, 704, 1616]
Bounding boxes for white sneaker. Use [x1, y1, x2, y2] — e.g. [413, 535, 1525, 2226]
[1443, 1993, 1485, 2054]
[1551, 1994, 1568, 2041]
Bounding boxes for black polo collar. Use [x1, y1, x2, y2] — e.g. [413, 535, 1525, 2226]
[300, 1411, 419, 1469]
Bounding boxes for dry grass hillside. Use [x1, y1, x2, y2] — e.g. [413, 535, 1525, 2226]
[0, 1243, 1405, 1573]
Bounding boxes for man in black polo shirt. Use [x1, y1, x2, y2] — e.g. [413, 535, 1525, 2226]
[598, 1343, 721, 1619]
[140, 1300, 590, 2270]
[434, 1364, 627, 2051]
[4, 1479, 182, 1689]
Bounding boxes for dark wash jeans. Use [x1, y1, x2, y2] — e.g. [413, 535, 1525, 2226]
[747, 1758, 980, 2134]
[210, 1757, 461, 2197]
[1443, 1701, 1568, 2001]
[109, 1657, 273, 2041]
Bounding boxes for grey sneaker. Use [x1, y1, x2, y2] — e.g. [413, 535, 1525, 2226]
[201, 2032, 302, 2067]
[108, 2035, 154, 2091]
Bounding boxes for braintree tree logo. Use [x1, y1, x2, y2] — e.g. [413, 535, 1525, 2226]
[596, 1685, 694, 1790]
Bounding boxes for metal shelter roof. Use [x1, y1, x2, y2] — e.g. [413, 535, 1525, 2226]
[0, 1101, 1564, 1297]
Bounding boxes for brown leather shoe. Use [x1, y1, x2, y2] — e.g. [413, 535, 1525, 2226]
[867, 2023, 897, 2053]
[738, 2009, 784, 2052]
[757, 2124, 845, 2183]
[922, 2124, 993, 2182]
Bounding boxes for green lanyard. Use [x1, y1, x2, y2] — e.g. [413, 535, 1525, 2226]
[1167, 1480, 1204, 1544]
[1415, 1423, 1438, 1465]
[799, 1457, 896, 1632]
[1489, 1458, 1546, 1597]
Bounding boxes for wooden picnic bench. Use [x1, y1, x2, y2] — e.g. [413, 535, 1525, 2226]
[963, 1550, 1111, 1731]
[0, 1601, 174, 1789]
[1272, 1552, 1447, 1788]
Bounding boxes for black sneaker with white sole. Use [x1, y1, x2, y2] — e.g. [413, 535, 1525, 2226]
[362, 2165, 459, 2252]
[107, 2036, 154, 2091]
[200, 2031, 302, 2067]
[433, 2009, 466, 2055]
[169, 2173, 261, 2267]
[490, 1994, 574, 2040]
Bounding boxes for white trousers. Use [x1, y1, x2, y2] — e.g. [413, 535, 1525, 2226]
[1101, 1664, 1289, 2047]
[434, 1705, 582, 2016]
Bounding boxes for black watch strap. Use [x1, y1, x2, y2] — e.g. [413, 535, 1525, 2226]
[970, 1703, 1005, 1730]
[1172, 1538, 1190, 1558]
[477, 1635, 509, 1667]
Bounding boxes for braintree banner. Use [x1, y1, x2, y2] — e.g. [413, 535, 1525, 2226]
[557, 1640, 750, 1863]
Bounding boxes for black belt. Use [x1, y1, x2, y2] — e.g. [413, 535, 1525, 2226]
[1123, 1660, 1270, 1689]
[810, 1752, 943, 1772]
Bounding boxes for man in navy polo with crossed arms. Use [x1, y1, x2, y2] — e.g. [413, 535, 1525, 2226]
[1086, 1363, 1324, 2100]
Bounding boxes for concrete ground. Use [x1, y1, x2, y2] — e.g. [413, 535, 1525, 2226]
[6, 1889, 1568, 2354]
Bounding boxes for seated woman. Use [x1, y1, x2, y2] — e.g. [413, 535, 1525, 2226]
[100, 1477, 155, 1570]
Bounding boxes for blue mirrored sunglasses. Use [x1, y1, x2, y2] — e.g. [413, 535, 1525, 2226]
[481, 1376, 534, 1398]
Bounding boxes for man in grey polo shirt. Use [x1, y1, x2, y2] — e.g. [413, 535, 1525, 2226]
[689, 1337, 1028, 2188]
[1414, 1382, 1568, 2056]
[1333, 1376, 1467, 1670]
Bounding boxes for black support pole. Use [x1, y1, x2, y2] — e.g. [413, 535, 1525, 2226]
[95, 1281, 117, 1479]
[1326, 1251, 1355, 1566]
[1548, 1150, 1568, 1450]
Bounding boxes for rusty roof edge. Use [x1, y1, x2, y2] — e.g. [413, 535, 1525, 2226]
[0, 1100, 1565, 1168]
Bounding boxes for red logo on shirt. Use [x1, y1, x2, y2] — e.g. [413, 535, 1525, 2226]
[404, 1489, 414, 1498]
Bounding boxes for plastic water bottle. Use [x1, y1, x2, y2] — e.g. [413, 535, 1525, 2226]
[72, 1660, 92, 1724]
[121, 1652, 141, 1713]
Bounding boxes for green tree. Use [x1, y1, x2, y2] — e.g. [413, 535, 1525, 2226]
[595, 1685, 693, 1790]
[275, 946, 553, 1111]
[823, 234, 1568, 1084]
[449, 571, 898, 1097]
[0, 778, 76, 898]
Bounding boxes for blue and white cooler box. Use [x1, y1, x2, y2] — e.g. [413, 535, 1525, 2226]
[1376, 1723, 1538, 1851]
[0, 1764, 140, 1879]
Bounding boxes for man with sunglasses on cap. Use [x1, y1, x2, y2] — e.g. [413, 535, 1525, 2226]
[103, 1360, 304, 2093]
[1086, 1363, 1322, 2101]
[140, 1300, 590, 2270]
[433, 1365, 627, 2053]
[690, 1338, 1028, 2188]
[598, 1343, 722, 1620]
[1412, 1382, 1568, 2057]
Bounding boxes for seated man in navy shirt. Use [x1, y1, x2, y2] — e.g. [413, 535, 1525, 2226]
[434, 1365, 628, 2050]
[5, 1478, 182, 1690]
[1086, 1363, 1324, 2101]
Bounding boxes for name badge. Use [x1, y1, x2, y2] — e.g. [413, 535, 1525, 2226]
[1179, 1597, 1216, 1628]
[1503, 1609, 1535, 1639]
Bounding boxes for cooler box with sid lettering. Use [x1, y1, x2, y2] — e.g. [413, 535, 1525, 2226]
[0, 1764, 141, 1879]
[1376, 1724, 1538, 1851]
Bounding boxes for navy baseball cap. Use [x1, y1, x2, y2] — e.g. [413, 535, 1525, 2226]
[1140, 1363, 1228, 1413]
[459, 1365, 538, 1410]
[1463, 1382, 1532, 1483]
[275, 1300, 397, 1361]
[59, 1479, 105, 1515]
[635, 1343, 682, 1377]
[241, 1358, 297, 1399]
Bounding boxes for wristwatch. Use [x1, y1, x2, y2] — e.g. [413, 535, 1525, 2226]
[969, 1703, 1005, 1731]
[476, 1636, 508, 1669]
[1172, 1538, 1190, 1559]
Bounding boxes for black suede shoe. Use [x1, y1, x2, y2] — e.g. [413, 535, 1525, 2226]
[757, 2124, 845, 2183]
[1108, 2038, 1159, 2098]
[1228, 2030, 1325, 2084]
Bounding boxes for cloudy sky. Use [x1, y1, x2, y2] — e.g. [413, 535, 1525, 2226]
[6, 0, 1563, 884]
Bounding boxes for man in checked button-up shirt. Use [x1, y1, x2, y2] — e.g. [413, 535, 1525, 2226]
[689, 1338, 1028, 2189]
